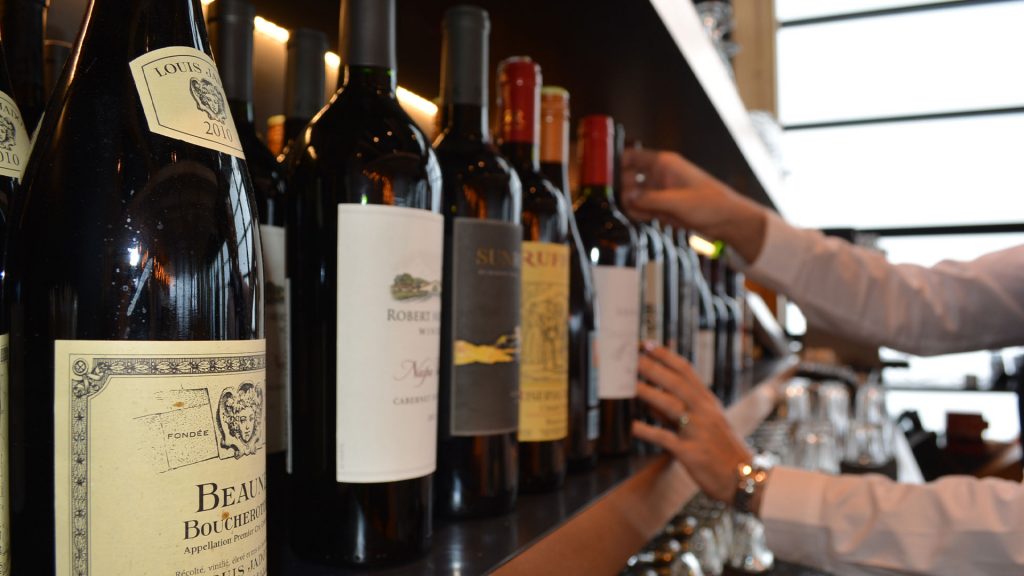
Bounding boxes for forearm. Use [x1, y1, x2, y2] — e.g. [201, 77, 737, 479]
[744, 213, 1024, 355]
[761, 467, 1024, 575]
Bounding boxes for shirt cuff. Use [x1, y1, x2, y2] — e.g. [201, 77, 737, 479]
[760, 466, 833, 569]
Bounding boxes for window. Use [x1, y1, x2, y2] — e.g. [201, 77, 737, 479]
[773, 1, 1024, 389]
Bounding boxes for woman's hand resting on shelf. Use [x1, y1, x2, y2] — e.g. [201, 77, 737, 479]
[633, 343, 767, 515]
[620, 148, 768, 264]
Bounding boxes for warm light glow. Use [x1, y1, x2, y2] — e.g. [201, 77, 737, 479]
[254, 16, 290, 44]
[397, 86, 438, 117]
[201, 0, 215, 4]
[324, 51, 341, 69]
[688, 234, 721, 257]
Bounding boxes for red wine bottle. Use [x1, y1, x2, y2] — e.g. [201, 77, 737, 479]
[0, 0, 46, 131]
[286, 0, 441, 565]
[283, 28, 327, 148]
[8, 1, 265, 573]
[676, 229, 698, 361]
[540, 87, 598, 471]
[208, 0, 288, 476]
[573, 115, 640, 457]
[497, 56, 569, 493]
[0, 34, 29, 576]
[704, 257, 733, 403]
[659, 222, 680, 352]
[692, 247, 717, 387]
[435, 5, 522, 517]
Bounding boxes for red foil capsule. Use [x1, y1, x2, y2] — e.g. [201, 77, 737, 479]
[578, 114, 614, 187]
[497, 56, 541, 144]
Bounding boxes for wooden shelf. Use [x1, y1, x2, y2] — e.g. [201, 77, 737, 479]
[276, 358, 799, 575]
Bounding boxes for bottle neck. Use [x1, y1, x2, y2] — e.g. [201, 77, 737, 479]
[501, 141, 539, 172]
[341, 65, 396, 97]
[578, 183, 615, 206]
[540, 160, 569, 200]
[442, 103, 491, 142]
[85, 0, 207, 56]
[228, 98, 255, 126]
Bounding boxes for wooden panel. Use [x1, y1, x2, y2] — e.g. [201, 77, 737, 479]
[732, 0, 778, 114]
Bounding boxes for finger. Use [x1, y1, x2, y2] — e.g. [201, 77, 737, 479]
[638, 342, 696, 379]
[638, 353, 703, 407]
[630, 188, 697, 224]
[632, 420, 684, 454]
[643, 345, 716, 409]
[621, 147, 659, 171]
[637, 381, 686, 421]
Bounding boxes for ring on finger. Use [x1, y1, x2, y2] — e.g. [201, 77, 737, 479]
[676, 412, 691, 436]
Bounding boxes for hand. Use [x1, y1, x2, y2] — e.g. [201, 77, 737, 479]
[620, 148, 768, 263]
[632, 344, 754, 507]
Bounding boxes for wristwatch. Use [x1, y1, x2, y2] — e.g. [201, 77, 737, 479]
[734, 462, 769, 515]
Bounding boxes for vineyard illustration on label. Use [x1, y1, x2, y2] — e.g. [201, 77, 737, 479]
[390, 273, 441, 301]
[189, 76, 228, 123]
[521, 283, 568, 378]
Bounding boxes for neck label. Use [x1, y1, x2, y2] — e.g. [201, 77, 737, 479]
[130, 46, 245, 159]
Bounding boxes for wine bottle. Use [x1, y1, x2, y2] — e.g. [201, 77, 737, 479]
[692, 250, 717, 388]
[724, 264, 747, 399]
[705, 257, 735, 404]
[435, 5, 522, 517]
[659, 222, 680, 352]
[496, 56, 569, 493]
[284, 28, 327, 149]
[0, 35, 29, 576]
[208, 0, 289, 479]
[44, 39, 72, 105]
[573, 115, 640, 457]
[286, 0, 441, 565]
[7, 1, 265, 573]
[673, 228, 696, 360]
[540, 86, 598, 471]
[0, 0, 45, 131]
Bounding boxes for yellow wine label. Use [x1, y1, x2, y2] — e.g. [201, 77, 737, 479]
[54, 339, 266, 576]
[0, 91, 29, 181]
[518, 241, 570, 442]
[129, 46, 245, 159]
[0, 334, 8, 576]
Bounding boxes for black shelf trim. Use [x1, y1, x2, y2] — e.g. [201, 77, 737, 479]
[782, 106, 1024, 131]
[823, 223, 1024, 237]
[777, 0, 1018, 28]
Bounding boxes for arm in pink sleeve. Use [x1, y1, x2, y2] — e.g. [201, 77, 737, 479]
[744, 213, 1024, 356]
[762, 466, 1024, 575]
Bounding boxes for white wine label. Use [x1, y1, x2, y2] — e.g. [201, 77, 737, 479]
[519, 241, 570, 443]
[0, 334, 8, 576]
[129, 46, 245, 158]
[696, 329, 716, 387]
[261, 225, 288, 455]
[335, 205, 443, 483]
[54, 339, 267, 576]
[643, 260, 664, 343]
[0, 91, 29, 181]
[592, 266, 641, 399]
[450, 218, 522, 436]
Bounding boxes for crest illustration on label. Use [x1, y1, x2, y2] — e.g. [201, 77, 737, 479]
[129, 46, 245, 158]
[53, 340, 266, 576]
[0, 91, 29, 181]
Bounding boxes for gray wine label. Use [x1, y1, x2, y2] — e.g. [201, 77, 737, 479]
[450, 218, 522, 436]
[0, 91, 29, 181]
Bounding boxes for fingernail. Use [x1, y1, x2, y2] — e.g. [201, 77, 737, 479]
[642, 340, 659, 352]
